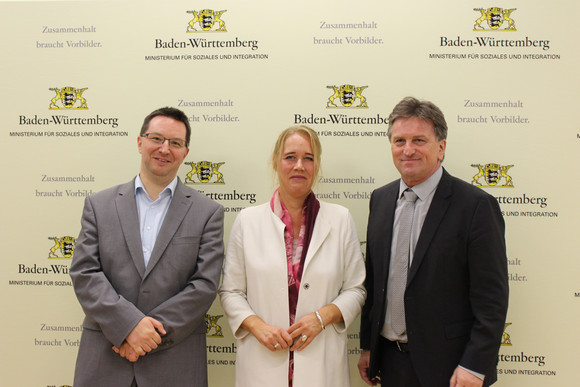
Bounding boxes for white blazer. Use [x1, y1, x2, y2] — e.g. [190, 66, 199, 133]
[219, 200, 366, 387]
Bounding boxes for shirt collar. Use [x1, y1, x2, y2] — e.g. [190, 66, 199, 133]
[399, 166, 443, 201]
[135, 175, 178, 200]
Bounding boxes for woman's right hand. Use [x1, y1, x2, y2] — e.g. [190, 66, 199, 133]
[241, 315, 293, 351]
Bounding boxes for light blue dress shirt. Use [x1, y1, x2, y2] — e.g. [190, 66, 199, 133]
[134, 175, 177, 267]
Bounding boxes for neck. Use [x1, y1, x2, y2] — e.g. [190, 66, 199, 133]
[404, 163, 441, 187]
[279, 190, 309, 213]
[140, 173, 174, 201]
[278, 190, 309, 239]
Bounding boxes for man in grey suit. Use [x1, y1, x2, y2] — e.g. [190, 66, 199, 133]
[70, 107, 224, 386]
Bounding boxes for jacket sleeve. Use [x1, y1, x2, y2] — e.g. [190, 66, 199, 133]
[329, 210, 367, 333]
[147, 204, 225, 353]
[70, 195, 145, 348]
[218, 212, 258, 339]
[459, 194, 509, 374]
[359, 191, 376, 350]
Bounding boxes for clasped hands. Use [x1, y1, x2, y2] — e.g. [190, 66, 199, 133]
[112, 316, 166, 362]
[246, 312, 323, 353]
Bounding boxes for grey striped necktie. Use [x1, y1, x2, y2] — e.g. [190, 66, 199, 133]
[391, 189, 418, 335]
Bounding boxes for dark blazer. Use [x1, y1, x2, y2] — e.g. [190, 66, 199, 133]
[70, 178, 224, 387]
[360, 169, 508, 387]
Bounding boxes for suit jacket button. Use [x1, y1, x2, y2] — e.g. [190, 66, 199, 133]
[303, 283, 310, 289]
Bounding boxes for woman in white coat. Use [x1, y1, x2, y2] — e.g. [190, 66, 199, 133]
[219, 125, 366, 387]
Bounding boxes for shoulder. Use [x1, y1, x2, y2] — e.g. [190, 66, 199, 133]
[372, 179, 399, 197]
[88, 180, 133, 202]
[179, 182, 223, 211]
[318, 200, 350, 217]
[441, 171, 501, 216]
[446, 171, 495, 202]
[368, 179, 399, 210]
[237, 202, 271, 219]
[230, 202, 275, 235]
[317, 200, 355, 228]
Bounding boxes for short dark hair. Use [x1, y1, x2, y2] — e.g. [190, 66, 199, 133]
[140, 107, 191, 147]
[387, 97, 447, 141]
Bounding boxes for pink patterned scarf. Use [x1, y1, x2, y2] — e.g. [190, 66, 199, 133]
[270, 188, 320, 386]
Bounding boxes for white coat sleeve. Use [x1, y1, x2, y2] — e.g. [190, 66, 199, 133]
[329, 211, 366, 333]
[219, 212, 256, 339]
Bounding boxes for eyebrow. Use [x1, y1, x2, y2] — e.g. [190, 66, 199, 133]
[393, 135, 428, 139]
[284, 151, 314, 156]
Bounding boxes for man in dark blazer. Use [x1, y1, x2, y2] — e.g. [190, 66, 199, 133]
[70, 107, 224, 386]
[358, 97, 508, 387]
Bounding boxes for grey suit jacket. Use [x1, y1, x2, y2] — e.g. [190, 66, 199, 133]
[70, 178, 224, 387]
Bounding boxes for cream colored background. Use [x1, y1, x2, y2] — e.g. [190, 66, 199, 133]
[1, 0, 578, 385]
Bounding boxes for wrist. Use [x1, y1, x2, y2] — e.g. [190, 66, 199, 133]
[315, 310, 325, 330]
[242, 315, 263, 333]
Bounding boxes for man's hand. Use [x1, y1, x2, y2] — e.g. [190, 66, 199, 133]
[112, 341, 140, 362]
[450, 367, 484, 387]
[358, 349, 380, 386]
[125, 316, 166, 356]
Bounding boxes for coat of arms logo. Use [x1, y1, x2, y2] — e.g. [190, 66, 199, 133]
[326, 84, 368, 108]
[49, 87, 88, 110]
[48, 236, 76, 259]
[471, 163, 514, 188]
[187, 9, 227, 32]
[502, 323, 512, 346]
[185, 161, 225, 184]
[205, 314, 224, 337]
[473, 7, 517, 31]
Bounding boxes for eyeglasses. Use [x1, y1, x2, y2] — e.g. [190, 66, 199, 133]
[141, 132, 187, 149]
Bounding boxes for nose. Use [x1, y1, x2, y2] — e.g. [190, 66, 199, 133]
[158, 139, 171, 152]
[294, 158, 305, 170]
[402, 141, 415, 156]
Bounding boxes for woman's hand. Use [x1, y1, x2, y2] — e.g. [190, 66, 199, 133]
[287, 312, 323, 351]
[242, 315, 293, 351]
[287, 304, 343, 351]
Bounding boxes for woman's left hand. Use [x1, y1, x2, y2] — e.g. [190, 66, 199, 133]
[287, 312, 323, 352]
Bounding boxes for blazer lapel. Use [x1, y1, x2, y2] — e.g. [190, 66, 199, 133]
[116, 180, 146, 278]
[407, 170, 453, 285]
[379, 185, 399, 283]
[144, 180, 191, 277]
[302, 211, 331, 273]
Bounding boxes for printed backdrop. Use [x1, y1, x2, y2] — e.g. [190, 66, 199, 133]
[1, 1, 578, 385]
